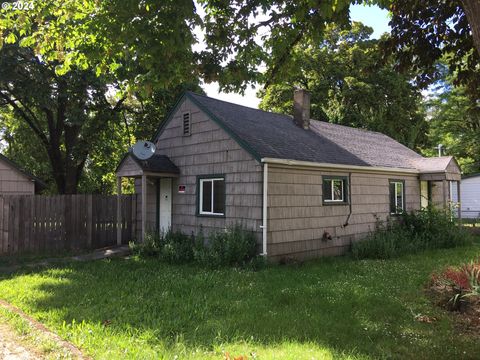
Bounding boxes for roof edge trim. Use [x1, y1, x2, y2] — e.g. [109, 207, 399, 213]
[261, 157, 419, 174]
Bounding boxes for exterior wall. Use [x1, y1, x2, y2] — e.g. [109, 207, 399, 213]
[452, 177, 480, 219]
[150, 97, 263, 240]
[266, 165, 420, 260]
[431, 180, 452, 209]
[0, 159, 35, 195]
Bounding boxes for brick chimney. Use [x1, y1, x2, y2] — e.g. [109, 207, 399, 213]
[293, 89, 311, 129]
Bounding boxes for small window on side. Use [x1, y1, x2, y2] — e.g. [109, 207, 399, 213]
[323, 176, 348, 204]
[183, 112, 191, 136]
[389, 180, 405, 214]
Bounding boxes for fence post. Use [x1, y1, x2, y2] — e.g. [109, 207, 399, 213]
[87, 195, 93, 248]
[117, 177, 122, 246]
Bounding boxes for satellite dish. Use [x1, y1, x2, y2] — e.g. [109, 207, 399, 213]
[132, 140, 156, 160]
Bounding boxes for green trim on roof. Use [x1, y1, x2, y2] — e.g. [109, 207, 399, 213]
[152, 92, 262, 163]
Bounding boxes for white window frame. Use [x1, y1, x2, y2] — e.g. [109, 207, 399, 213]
[199, 177, 225, 216]
[324, 178, 345, 202]
[390, 181, 405, 214]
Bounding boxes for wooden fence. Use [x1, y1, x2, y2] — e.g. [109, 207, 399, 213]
[0, 194, 137, 255]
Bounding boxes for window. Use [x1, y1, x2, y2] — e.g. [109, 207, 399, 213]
[323, 176, 348, 204]
[198, 176, 225, 216]
[389, 180, 405, 214]
[183, 112, 191, 136]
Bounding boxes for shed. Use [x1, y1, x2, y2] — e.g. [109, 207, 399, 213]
[0, 154, 45, 194]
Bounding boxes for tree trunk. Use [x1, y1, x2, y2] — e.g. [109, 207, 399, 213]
[461, 0, 480, 57]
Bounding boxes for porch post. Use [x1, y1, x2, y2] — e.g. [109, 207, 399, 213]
[116, 176, 122, 246]
[457, 180, 462, 224]
[141, 174, 147, 242]
[442, 179, 448, 211]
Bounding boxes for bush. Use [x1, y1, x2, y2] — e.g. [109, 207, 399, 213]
[160, 230, 194, 264]
[194, 225, 258, 268]
[351, 207, 473, 260]
[130, 225, 259, 268]
[130, 232, 162, 257]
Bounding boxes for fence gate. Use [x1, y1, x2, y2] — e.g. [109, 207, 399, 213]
[0, 194, 137, 255]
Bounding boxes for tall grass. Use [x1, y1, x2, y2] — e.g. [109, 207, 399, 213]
[351, 207, 473, 259]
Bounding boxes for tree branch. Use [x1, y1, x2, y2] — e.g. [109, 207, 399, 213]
[0, 91, 50, 146]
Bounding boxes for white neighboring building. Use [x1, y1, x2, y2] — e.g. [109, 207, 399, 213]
[452, 173, 480, 219]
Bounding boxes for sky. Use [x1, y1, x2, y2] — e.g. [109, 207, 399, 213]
[200, 4, 391, 108]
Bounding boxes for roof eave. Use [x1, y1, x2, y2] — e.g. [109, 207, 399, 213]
[261, 157, 419, 174]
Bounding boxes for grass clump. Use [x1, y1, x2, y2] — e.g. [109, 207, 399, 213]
[131, 225, 258, 268]
[351, 207, 472, 259]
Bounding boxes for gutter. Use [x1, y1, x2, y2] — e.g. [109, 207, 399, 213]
[259, 162, 268, 256]
[261, 157, 419, 175]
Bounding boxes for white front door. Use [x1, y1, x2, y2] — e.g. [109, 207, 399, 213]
[159, 178, 172, 233]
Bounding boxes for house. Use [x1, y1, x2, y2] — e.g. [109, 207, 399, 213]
[0, 154, 45, 195]
[116, 90, 462, 260]
[452, 173, 480, 219]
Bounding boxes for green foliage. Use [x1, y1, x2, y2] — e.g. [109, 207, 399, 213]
[160, 230, 195, 264]
[194, 225, 258, 268]
[351, 208, 472, 259]
[423, 74, 480, 174]
[381, 0, 480, 99]
[259, 23, 427, 149]
[131, 225, 258, 268]
[129, 232, 163, 257]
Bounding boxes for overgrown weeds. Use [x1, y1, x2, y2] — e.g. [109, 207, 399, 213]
[130, 225, 261, 268]
[351, 207, 472, 259]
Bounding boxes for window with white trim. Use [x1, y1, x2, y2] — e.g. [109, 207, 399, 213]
[323, 176, 348, 204]
[389, 180, 405, 214]
[198, 177, 225, 215]
[183, 112, 191, 136]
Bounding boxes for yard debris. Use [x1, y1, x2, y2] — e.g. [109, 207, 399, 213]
[225, 351, 248, 360]
[414, 314, 437, 323]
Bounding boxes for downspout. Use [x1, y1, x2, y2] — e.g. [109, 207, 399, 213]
[260, 162, 268, 256]
[343, 172, 353, 227]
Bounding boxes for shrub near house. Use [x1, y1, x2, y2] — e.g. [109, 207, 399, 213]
[351, 208, 472, 259]
[131, 225, 258, 268]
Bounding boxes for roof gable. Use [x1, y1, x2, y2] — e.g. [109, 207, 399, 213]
[0, 154, 46, 190]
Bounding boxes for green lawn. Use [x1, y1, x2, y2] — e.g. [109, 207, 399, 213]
[0, 244, 479, 359]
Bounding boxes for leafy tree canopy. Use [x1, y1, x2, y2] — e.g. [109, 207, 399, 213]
[424, 73, 480, 174]
[379, 0, 480, 100]
[259, 23, 427, 149]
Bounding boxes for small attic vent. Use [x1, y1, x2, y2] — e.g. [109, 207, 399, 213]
[183, 112, 191, 136]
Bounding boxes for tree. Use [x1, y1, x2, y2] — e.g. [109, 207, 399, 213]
[423, 77, 480, 174]
[259, 23, 427, 149]
[0, 1, 202, 193]
[198, 0, 480, 94]
[379, 0, 479, 98]
[0, 45, 126, 193]
[0, 0, 199, 94]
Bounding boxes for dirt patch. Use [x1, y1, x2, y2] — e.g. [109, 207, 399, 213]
[0, 323, 44, 360]
[428, 282, 480, 337]
[0, 300, 88, 359]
